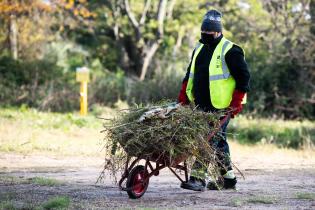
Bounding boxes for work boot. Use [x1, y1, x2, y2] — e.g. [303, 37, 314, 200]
[180, 176, 206, 191]
[207, 177, 237, 190]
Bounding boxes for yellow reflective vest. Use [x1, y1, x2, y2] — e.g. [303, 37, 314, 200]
[186, 37, 246, 109]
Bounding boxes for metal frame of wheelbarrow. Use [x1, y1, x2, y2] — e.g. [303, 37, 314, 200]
[118, 113, 231, 199]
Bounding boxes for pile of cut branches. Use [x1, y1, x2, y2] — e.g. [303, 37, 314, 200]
[99, 102, 228, 182]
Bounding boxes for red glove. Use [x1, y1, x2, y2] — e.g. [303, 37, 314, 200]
[177, 81, 189, 105]
[229, 90, 246, 118]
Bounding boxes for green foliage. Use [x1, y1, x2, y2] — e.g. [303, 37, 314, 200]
[41, 196, 70, 210]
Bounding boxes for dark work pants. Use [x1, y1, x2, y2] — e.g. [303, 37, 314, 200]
[191, 116, 232, 179]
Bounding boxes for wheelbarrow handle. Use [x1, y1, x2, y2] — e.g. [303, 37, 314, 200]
[219, 112, 231, 126]
[207, 112, 231, 142]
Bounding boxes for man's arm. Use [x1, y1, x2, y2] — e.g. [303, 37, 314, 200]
[225, 45, 250, 93]
[178, 50, 195, 104]
[183, 50, 196, 82]
[225, 45, 250, 117]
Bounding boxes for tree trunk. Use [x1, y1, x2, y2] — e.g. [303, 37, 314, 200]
[310, 0, 315, 35]
[139, 42, 160, 81]
[122, 0, 170, 80]
[172, 27, 184, 57]
[9, 14, 18, 59]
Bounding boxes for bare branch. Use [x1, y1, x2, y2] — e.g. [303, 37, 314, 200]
[140, 42, 160, 80]
[110, 0, 122, 40]
[140, 0, 151, 25]
[166, 0, 176, 19]
[157, 0, 168, 37]
[173, 27, 184, 57]
[124, 0, 139, 28]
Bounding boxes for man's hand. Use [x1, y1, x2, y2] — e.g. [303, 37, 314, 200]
[229, 90, 246, 118]
[178, 81, 189, 105]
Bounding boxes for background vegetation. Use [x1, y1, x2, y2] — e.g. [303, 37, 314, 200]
[0, 107, 314, 151]
[0, 0, 314, 119]
[0, 0, 314, 150]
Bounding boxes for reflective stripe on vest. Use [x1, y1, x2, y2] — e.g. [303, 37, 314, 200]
[186, 37, 245, 109]
[189, 40, 232, 81]
[211, 40, 231, 81]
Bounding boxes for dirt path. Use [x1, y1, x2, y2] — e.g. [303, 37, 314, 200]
[1, 144, 315, 209]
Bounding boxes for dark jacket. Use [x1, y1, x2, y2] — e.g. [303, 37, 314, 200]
[183, 34, 250, 112]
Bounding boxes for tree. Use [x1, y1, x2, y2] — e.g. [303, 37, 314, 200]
[118, 0, 173, 80]
[0, 0, 50, 59]
[86, 0, 175, 80]
[0, 0, 94, 60]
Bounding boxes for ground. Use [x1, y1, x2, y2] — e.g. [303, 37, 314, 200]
[1, 142, 315, 210]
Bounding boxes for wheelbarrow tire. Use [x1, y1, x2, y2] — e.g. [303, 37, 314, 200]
[126, 165, 149, 199]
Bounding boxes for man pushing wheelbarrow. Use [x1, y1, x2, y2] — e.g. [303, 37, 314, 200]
[178, 9, 250, 191]
[101, 9, 250, 199]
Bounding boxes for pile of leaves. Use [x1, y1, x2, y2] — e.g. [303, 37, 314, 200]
[99, 103, 230, 182]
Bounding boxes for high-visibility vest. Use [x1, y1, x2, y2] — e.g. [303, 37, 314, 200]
[186, 37, 246, 109]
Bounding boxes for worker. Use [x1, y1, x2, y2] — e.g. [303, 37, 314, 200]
[178, 9, 250, 191]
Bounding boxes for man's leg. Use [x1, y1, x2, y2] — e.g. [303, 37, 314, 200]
[208, 116, 237, 190]
[180, 115, 236, 191]
[180, 160, 207, 191]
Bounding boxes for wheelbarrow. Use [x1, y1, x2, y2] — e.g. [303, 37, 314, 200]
[118, 114, 230, 199]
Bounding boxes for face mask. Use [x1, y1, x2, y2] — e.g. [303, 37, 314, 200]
[201, 33, 216, 44]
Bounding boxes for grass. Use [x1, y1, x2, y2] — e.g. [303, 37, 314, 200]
[247, 196, 277, 204]
[296, 192, 315, 200]
[0, 192, 17, 210]
[0, 175, 63, 187]
[229, 116, 315, 149]
[0, 201, 16, 210]
[0, 176, 26, 185]
[0, 106, 118, 156]
[41, 196, 70, 210]
[230, 196, 278, 207]
[230, 198, 244, 207]
[28, 177, 63, 186]
[0, 106, 314, 158]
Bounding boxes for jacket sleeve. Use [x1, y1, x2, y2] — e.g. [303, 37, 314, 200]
[182, 49, 196, 83]
[225, 45, 250, 92]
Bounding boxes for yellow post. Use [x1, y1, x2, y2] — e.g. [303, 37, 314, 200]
[76, 67, 90, 116]
[80, 81, 88, 115]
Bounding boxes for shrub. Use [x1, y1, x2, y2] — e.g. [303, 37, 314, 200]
[90, 69, 126, 107]
[0, 56, 77, 112]
[127, 70, 182, 104]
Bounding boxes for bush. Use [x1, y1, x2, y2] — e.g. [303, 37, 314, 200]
[127, 70, 182, 104]
[0, 56, 77, 112]
[90, 69, 126, 107]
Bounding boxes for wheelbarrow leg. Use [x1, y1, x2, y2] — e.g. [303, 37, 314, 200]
[184, 161, 188, 182]
[118, 157, 130, 190]
[119, 157, 141, 190]
[167, 161, 189, 183]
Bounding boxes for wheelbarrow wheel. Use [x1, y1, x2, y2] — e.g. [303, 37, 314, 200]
[126, 165, 149, 199]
